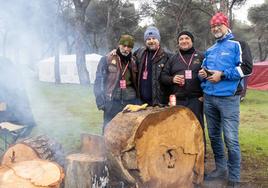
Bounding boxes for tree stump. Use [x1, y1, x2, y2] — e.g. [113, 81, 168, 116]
[64, 153, 108, 188]
[104, 106, 204, 188]
[1, 135, 65, 166]
[0, 159, 64, 188]
[80, 133, 106, 158]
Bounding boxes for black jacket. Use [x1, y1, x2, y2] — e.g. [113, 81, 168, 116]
[161, 48, 204, 99]
[134, 47, 172, 106]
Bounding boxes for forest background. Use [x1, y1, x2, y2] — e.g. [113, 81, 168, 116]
[0, 0, 267, 85]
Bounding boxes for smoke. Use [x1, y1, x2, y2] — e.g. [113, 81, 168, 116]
[0, 57, 35, 138]
[0, 0, 46, 65]
[0, 0, 103, 154]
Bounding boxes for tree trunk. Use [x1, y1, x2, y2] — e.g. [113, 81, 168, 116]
[1, 135, 65, 167]
[73, 0, 91, 85]
[92, 32, 99, 53]
[106, 0, 120, 51]
[258, 35, 264, 61]
[106, 6, 114, 51]
[64, 153, 108, 188]
[104, 106, 204, 188]
[1, 31, 7, 57]
[0, 160, 64, 188]
[54, 44, 61, 84]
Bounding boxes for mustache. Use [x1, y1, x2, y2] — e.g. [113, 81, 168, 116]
[121, 51, 130, 56]
[147, 41, 157, 45]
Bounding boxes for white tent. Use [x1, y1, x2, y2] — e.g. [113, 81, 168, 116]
[38, 53, 102, 84]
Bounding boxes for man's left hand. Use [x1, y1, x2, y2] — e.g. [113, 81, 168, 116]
[206, 70, 223, 83]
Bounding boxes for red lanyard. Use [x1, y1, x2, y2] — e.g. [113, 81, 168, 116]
[118, 59, 130, 79]
[144, 47, 159, 72]
[178, 50, 195, 70]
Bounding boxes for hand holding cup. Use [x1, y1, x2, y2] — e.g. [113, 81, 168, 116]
[173, 75, 185, 86]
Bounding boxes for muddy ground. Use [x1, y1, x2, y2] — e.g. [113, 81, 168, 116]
[202, 152, 268, 188]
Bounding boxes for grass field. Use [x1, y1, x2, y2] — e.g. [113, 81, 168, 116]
[26, 81, 268, 182]
[240, 90, 268, 157]
[28, 82, 103, 153]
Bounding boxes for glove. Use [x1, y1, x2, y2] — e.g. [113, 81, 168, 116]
[122, 103, 148, 113]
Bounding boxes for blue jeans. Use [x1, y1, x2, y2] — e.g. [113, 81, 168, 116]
[204, 94, 241, 182]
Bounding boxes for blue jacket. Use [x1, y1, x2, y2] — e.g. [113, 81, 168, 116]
[201, 32, 252, 96]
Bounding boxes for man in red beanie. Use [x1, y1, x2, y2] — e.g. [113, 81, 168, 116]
[198, 12, 253, 187]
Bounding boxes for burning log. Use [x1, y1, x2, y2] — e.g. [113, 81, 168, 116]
[0, 160, 64, 188]
[104, 106, 204, 188]
[1, 135, 65, 166]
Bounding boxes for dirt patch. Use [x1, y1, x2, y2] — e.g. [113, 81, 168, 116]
[202, 152, 268, 188]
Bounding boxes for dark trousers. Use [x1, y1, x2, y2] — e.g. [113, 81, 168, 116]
[102, 98, 138, 134]
[177, 97, 204, 129]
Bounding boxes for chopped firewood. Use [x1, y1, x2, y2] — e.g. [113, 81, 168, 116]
[1, 135, 65, 166]
[0, 160, 64, 188]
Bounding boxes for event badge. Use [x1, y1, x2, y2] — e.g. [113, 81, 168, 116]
[143, 71, 148, 80]
[120, 79, 126, 89]
[185, 70, 192, 79]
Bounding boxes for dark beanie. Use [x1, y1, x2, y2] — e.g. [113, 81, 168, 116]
[119, 34, 134, 48]
[177, 31, 194, 42]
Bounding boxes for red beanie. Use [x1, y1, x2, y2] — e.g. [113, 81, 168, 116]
[210, 12, 229, 27]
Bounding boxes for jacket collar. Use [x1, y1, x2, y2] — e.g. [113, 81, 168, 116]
[216, 32, 234, 43]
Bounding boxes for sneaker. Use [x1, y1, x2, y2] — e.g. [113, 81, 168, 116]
[204, 168, 227, 181]
[227, 180, 240, 188]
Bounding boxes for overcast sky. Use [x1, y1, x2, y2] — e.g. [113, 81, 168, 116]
[131, 0, 265, 26]
[233, 0, 264, 24]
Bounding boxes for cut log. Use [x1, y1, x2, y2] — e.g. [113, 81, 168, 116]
[104, 106, 204, 188]
[80, 133, 106, 158]
[64, 153, 108, 188]
[1, 135, 65, 166]
[0, 159, 64, 188]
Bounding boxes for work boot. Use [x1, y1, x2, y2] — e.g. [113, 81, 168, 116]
[204, 168, 227, 181]
[226, 180, 240, 188]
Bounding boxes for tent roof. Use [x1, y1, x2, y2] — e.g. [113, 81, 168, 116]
[248, 61, 268, 90]
[39, 53, 102, 63]
[254, 61, 268, 66]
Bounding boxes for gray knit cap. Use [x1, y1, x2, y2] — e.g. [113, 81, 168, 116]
[144, 26, 161, 42]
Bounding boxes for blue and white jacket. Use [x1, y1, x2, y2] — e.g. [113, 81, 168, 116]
[201, 32, 253, 96]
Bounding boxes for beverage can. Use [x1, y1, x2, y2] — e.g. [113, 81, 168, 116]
[169, 95, 176, 106]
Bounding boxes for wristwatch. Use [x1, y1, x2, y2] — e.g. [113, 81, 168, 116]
[221, 71, 225, 79]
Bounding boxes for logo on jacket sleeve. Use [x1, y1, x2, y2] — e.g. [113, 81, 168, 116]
[221, 52, 230, 56]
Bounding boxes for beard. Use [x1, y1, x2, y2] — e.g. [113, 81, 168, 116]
[121, 51, 130, 56]
[147, 43, 159, 50]
[119, 49, 130, 56]
[214, 32, 224, 39]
